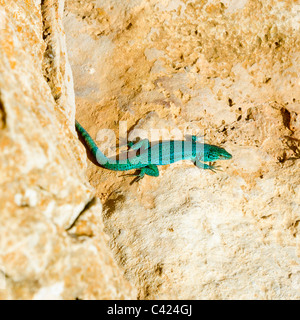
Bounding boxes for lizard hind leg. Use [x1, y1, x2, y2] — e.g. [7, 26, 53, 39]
[121, 170, 145, 184]
[124, 165, 159, 184]
[131, 164, 160, 183]
[141, 164, 159, 177]
[128, 138, 150, 151]
[191, 135, 205, 142]
[118, 138, 150, 153]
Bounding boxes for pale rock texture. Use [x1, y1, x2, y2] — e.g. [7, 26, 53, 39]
[0, 0, 135, 299]
[42, 0, 76, 128]
[64, 0, 300, 299]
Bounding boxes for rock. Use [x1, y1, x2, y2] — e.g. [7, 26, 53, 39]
[0, 0, 135, 299]
[64, 0, 300, 299]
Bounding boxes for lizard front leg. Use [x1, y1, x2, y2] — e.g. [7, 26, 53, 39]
[194, 158, 221, 173]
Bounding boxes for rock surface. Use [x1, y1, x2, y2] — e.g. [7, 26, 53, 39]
[0, 0, 135, 299]
[64, 0, 300, 299]
[0, 0, 299, 300]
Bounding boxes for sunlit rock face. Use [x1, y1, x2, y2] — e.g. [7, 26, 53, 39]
[64, 0, 300, 299]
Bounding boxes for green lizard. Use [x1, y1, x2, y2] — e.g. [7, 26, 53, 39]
[75, 120, 232, 181]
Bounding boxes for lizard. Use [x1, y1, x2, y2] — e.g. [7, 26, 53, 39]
[75, 120, 232, 181]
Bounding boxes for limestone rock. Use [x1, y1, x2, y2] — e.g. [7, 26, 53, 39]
[64, 0, 300, 299]
[0, 0, 135, 299]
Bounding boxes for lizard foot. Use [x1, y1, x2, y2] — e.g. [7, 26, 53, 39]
[195, 159, 223, 173]
[208, 164, 223, 173]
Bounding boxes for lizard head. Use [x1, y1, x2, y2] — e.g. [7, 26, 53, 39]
[203, 144, 232, 161]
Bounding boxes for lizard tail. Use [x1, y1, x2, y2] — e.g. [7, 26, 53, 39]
[75, 120, 109, 164]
